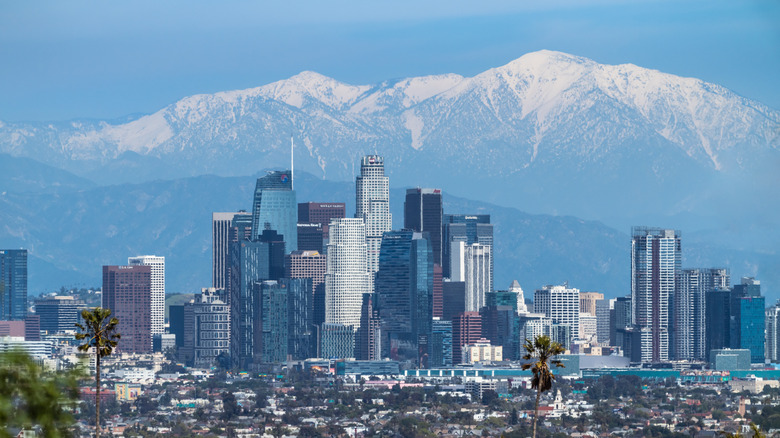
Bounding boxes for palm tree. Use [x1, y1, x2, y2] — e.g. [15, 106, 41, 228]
[522, 334, 565, 438]
[75, 307, 121, 438]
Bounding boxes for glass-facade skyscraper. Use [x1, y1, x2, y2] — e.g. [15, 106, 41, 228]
[375, 230, 433, 366]
[404, 188, 443, 265]
[442, 214, 492, 278]
[631, 227, 680, 363]
[355, 155, 391, 275]
[0, 249, 27, 321]
[251, 170, 297, 253]
[731, 277, 765, 363]
[675, 268, 730, 361]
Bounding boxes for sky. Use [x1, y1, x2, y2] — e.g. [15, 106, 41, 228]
[1, 0, 778, 122]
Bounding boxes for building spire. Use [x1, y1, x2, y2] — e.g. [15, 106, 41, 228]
[290, 134, 294, 190]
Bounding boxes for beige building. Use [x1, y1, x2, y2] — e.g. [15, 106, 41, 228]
[579, 292, 604, 316]
[729, 376, 780, 394]
[461, 339, 502, 364]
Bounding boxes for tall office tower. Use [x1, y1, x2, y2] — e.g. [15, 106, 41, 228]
[631, 227, 681, 363]
[509, 280, 529, 314]
[534, 285, 580, 346]
[611, 296, 632, 349]
[24, 314, 40, 341]
[450, 242, 492, 312]
[169, 304, 185, 349]
[675, 268, 722, 361]
[731, 277, 765, 363]
[452, 312, 482, 365]
[128, 255, 165, 336]
[404, 188, 443, 265]
[481, 292, 520, 360]
[180, 288, 230, 368]
[0, 249, 27, 320]
[432, 264, 443, 319]
[579, 292, 604, 316]
[375, 230, 434, 364]
[298, 202, 346, 252]
[254, 278, 314, 364]
[286, 250, 327, 326]
[355, 155, 391, 275]
[102, 265, 152, 353]
[325, 218, 371, 330]
[320, 323, 355, 359]
[35, 296, 85, 333]
[595, 299, 611, 344]
[442, 281, 466, 321]
[442, 215, 493, 278]
[251, 170, 297, 253]
[705, 287, 732, 359]
[766, 302, 780, 363]
[356, 293, 381, 361]
[212, 211, 251, 289]
[228, 237, 284, 369]
[430, 319, 453, 367]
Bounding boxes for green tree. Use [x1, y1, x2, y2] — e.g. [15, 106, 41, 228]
[0, 350, 82, 437]
[522, 335, 565, 438]
[74, 307, 121, 438]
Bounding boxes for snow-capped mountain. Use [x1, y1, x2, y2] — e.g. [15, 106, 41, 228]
[1, 50, 777, 221]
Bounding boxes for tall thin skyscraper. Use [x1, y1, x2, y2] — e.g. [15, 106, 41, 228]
[0, 249, 27, 321]
[675, 268, 730, 361]
[404, 188, 443, 265]
[128, 255, 165, 336]
[766, 302, 780, 363]
[325, 218, 371, 330]
[103, 265, 152, 353]
[251, 170, 297, 253]
[631, 227, 681, 363]
[212, 211, 251, 289]
[355, 155, 391, 275]
[450, 242, 492, 312]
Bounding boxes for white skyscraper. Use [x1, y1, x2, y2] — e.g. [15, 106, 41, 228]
[766, 303, 780, 363]
[128, 255, 165, 336]
[355, 155, 391, 276]
[534, 284, 580, 345]
[325, 218, 372, 330]
[509, 280, 528, 314]
[450, 242, 492, 312]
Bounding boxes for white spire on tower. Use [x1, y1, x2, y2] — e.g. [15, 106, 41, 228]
[290, 134, 294, 190]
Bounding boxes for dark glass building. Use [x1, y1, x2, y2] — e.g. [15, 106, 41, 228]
[251, 170, 297, 252]
[253, 278, 313, 364]
[0, 249, 27, 321]
[404, 188, 443, 265]
[375, 230, 433, 366]
[442, 281, 466, 321]
[705, 287, 732, 358]
[35, 296, 85, 333]
[430, 319, 453, 367]
[731, 278, 765, 363]
[442, 215, 493, 278]
[357, 293, 381, 361]
[298, 202, 346, 251]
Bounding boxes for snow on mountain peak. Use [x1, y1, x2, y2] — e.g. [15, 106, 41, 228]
[259, 71, 369, 109]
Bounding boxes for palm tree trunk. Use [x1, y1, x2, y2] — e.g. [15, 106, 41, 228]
[96, 354, 101, 438]
[532, 389, 541, 438]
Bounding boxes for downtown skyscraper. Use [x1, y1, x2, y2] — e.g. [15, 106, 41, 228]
[631, 227, 680, 363]
[674, 268, 729, 361]
[102, 265, 152, 353]
[0, 249, 27, 321]
[355, 155, 391, 275]
[251, 170, 297, 253]
[324, 218, 371, 331]
[404, 188, 443, 265]
[128, 255, 165, 336]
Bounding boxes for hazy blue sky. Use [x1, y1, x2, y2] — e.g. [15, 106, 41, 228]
[1, 0, 778, 121]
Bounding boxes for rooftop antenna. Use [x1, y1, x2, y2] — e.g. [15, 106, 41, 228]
[290, 134, 294, 190]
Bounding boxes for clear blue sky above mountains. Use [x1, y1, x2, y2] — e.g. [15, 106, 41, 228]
[1, 0, 778, 121]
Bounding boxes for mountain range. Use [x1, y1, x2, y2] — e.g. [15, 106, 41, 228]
[0, 50, 777, 297]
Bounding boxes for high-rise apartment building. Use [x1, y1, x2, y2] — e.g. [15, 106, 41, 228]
[181, 288, 230, 368]
[442, 215, 493, 278]
[251, 170, 297, 253]
[128, 255, 165, 336]
[595, 299, 611, 345]
[766, 302, 780, 363]
[355, 155, 391, 275]
[631, 227, 680, 363]
[212, 211, 251, 289]
[255, 278, 314, 364]
[35, 296, 85, 334]
[0, 249, 27, 321]
[450, 242, 492, 312]
[102, 265, 152, 354]
[325, 218, 371, 330]
[375, 230, 433, 364]
[675, 268, 729, 361]
[404, 188, 443, 265]
[432, 264, 443, 319]
[534, 285, 580, 346]
[611, 296, 632, 350]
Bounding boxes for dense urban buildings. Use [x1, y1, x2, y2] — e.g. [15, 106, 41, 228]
[0, 249, 27, 321]
[251, 170, 297, 253]
[128, 255, 165, 336]
[631, 227, 681, 363]
[442, 214, 493, 278]
[355, 155, 391, 276]
[102, 265, 152, 353]
[450, 242, 492, 312]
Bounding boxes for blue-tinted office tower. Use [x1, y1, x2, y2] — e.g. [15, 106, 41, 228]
[731, 277, 765, 363]
[430, 319, 453, 367]
[254, 278, 313, 364]
[442, 214, 493, 278]
[481, 291, 520, 360]
[0, 249, 27, 320]
[251, 170, 297, 253]
[375, 231, 433, 366]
